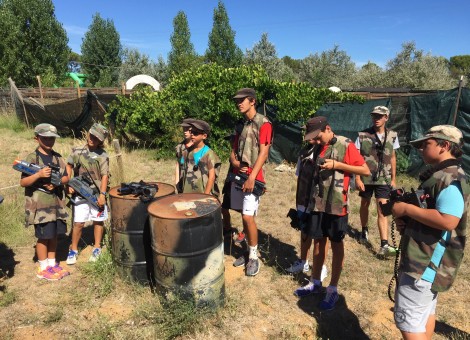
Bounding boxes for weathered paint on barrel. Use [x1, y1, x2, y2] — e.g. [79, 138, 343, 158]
[109, 182, 175, 284]
[147, 193, 224, 307]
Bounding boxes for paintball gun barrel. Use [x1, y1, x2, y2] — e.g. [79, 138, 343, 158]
[13, 159, 62, 187]
[227, 172, 266, 196]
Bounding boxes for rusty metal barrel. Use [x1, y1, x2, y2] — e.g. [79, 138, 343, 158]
[109, 182, 175, 284]
[148, 193, 224, 307]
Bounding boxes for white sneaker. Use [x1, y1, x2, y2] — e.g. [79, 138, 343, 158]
[320, 265, 328, 282]
[286, 259, 309, 274]
[66, 249, 78, 265]
[89, 248, 102, 262]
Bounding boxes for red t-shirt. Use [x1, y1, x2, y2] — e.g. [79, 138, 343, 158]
[319, 141, 365, 215]
[232, 122, 273, 183]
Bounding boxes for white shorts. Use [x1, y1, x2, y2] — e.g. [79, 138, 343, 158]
[230, 182, 260, 216]
[394, 273, 438, 333]
[73, 202, 108, 223]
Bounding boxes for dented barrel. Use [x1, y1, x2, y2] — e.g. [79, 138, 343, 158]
[148, 193, 224, 307]
[109, 182, 175, 284]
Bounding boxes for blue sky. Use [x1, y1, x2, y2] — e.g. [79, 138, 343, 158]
[53, 0, 470, 68]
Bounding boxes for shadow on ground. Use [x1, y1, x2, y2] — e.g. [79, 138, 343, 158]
[0, 242, 18, 281]
[297, 293, 370, 339]
[435, 320, 470, 338]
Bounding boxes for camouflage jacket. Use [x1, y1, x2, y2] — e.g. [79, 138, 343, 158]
[67, 146, 109, 190]
[23, 149, 68, 227]
[357, 127, 397, 185]
[181, 145, 221, 198]
[236, 113, 271, 168]
[310, 136, 350, 215]
[400, 163, 470, 292]
[296, 145, 316, 208]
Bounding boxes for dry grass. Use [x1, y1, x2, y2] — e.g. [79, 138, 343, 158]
[0, 116, 469, 339]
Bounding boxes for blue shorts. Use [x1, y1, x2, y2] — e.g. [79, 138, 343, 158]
[34, 220, 67, 240]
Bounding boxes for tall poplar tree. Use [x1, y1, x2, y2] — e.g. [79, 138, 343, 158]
[168, 11, 199, 76]
[81, 13, 122, 86]
[0, 0, 70, 86]
[205, 1, 242, 67]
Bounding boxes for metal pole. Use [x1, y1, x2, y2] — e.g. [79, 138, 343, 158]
[452, 75, 464, 126]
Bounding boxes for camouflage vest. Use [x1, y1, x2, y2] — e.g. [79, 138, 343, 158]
[237, 113, 271, 167]
[67, 146, 109, 191]
[358, 127, 397, 185]
[23, 150, 68, 227]
[296, 145, 316, 208]
[181, 145, 221, 198]
[176, 141, 192, 193]
[311, 136, 350, 215]
[400, 163, 470, 292]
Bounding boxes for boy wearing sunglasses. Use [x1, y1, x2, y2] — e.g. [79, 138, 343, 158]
[179, 120, 221, 197]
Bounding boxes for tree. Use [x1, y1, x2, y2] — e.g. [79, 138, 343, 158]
[119, 48, 154, 83]
[449, 55, 470, 80]
[384, 41, 454, 90]
[205, 1, 243, 67]
[298, 45, 356, 89]
[0, 0, 70, 87]
[168, 11, 200, 76]
[244, 33, 297, 82]
[352, 62, 386, 89]
[81, 13, 122, 86]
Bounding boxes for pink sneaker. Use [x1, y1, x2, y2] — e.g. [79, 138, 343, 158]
[36, 266, 62, 281]
[49, 264, 70, 279]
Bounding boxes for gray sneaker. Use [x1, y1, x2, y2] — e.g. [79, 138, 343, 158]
[233, 253, 247, 267]
[378, 244, 397, 258]
[246, 258, 260, 276]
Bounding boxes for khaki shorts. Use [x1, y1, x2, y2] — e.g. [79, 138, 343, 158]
[394, 273, 438, 333]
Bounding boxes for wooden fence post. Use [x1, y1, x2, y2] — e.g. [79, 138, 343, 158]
[36, 75, 44, 104]
[112, 139, 124, 184]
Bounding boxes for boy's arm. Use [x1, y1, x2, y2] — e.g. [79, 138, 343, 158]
[392, 203, 460, 231]
[204, 168, 216, 195]
[390, 149, 397, 188]
[20, 167, 51, 187]
[97, 174, 109, 207]
[175, 162, 179, 185]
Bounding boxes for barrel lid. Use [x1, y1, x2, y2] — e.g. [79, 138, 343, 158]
[147, 193, 220, 219]
[109, 182, 175, 200]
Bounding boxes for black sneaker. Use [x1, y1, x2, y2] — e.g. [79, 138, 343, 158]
[233, 253, 247, 267]
[246, 258, 260, 276]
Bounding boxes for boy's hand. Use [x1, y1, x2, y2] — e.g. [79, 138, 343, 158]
[97, 194, 106, 207]
[356, 178, 365, 191]
[67, 187, 75, 195]
[38, 166, 51, 178]
[43, 183, 54, 191]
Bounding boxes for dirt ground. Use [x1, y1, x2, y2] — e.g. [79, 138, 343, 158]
[0, 128, 469, 339]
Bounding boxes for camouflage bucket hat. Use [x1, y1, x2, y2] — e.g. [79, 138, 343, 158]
[34, 123, 60, 138]
[410, 125, 463, 147]
[89, 123, 109, 142]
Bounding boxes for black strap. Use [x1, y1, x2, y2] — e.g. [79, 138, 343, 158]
[419, 159, 461, 182]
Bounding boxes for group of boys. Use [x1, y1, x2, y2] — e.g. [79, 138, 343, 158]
[21, 87, 468, 339]
[20, 122, 109, 281]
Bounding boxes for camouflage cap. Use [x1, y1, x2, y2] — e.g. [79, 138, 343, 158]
[89, 123, 108, 142]
[233, 88, 257, 100]
[180, 118, 197, 128]
[410, 125, 463, 147]
[189, 119, 211, 134]
[371, 106, 390, 116]
[34, 123, 60, 138]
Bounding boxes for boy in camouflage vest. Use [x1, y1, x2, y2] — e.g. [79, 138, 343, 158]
[230, 88, 273, 276]
[293, 116, 370, 311]
[175, 118, 195, 193]
[391, 125, 469, 338]
[20, 123, 70, 280]
[179, 119, 221, 197]
[66, 123, 110, 264]
[355, 106, 400, 256]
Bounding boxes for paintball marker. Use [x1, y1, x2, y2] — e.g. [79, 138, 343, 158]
[227, 172, 266, 196]
[118, 181, 158, 202]
[68, 174, 101, 211]
[13, 159, 62, 187]
[379, 188, 428, 217]
[286, 208, 309, 230]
